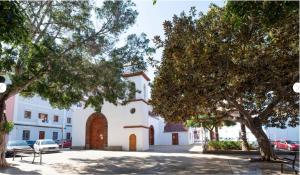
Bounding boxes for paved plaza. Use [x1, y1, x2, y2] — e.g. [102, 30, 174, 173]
[0, 146, 296, 174]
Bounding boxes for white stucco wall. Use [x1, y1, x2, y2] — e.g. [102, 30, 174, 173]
[148, 115, 192, 146]
[218, 123, 256, 142]
[72, 73, 195, 150]
[8, 95, 72, 141]
[148, 115, 161, 145]
[72, 100, 150, 151]
[218, 123, 300, 143]
[126, 76, 149, 100]
[9, 125, 62, 141]
[157, 132, 189, 145]
[16, 95, 65, 126]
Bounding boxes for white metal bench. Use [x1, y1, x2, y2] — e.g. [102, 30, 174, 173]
[12, 148, 43, 165]
[281, 152, 299, 174]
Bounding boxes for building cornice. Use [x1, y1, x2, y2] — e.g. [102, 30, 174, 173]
[127, 99, 149, 105]
[123, 125, 149, 129]
[122, 71, 150, 81]
[14, 123, 63, 129]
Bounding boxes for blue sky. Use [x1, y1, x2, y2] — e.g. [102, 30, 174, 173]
[124, 0, 225, 80]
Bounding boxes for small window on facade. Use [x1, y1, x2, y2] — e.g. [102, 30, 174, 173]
[53, 115, 59, 122]
[52, 132, 58, 140]
[38, 113, 48, 123]
[66, 132, 71, 140]
[39, 131, 45, 139]
[67, 117, 71, 124]
[22, 130, 30, 140]
[24, 111, 31, 119]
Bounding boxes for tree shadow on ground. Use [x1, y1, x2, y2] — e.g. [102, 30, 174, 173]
[0, 163, 41, 175]
[50, 154, 295, 174]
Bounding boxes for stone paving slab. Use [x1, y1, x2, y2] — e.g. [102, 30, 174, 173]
[0, 146, 296, 174]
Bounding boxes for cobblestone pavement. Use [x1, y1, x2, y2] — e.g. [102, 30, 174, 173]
[0, 146, 296, 174]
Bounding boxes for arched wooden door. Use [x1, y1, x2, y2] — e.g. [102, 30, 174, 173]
[129, 134, 136, 151]
[149, 125, 154, 145]
[86, 113, 107, 149]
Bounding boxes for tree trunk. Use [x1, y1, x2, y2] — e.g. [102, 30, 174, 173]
[0, 133, 8, 167]
[209, 130, 214, 141]
[0, 100, 9, 167]
[240, 124, 250, 151]
[214, 127, 219, 141]
[246, 119, 276, 161]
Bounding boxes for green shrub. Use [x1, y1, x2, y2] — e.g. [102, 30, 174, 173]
[0, 121, 14, 133]
[208, 141, 221, 150]
[207, 141, 242, 150]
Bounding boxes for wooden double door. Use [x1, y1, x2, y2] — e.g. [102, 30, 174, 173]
[87, 114, 107, 149]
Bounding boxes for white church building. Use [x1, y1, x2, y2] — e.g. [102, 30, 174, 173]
[72, 71, 199, 151]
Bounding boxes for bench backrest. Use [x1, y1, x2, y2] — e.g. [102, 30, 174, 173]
[290, 152, 299, 168]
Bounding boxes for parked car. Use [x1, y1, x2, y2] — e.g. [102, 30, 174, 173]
[33, 139, 60, 152]
[274, 140, 299, 151]
[26, 140, 36, 148]
[6, 140, 32, 156]
[55, 140, 72, 148]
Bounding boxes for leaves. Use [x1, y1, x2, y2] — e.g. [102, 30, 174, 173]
[0, 1, 154, 113]
[0, 2, 29, 44]
[150, 2, 299, 128]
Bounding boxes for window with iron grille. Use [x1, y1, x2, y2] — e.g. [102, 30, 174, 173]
[52, 132, 58, 140]
[66, 132, 71, 140]
[22, 130, 30, 140]
[67, 117, 71, 124]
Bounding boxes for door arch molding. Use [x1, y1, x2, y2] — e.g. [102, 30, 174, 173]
[85, 112, 108, 149]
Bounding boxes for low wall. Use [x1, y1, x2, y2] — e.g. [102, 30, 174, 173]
[204, 150, 298, 155]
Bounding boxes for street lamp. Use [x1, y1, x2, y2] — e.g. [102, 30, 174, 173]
[0, 76, 7, 93]
[293, 82, 300, 93]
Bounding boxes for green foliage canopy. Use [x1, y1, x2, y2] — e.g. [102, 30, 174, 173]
[151, 1, 299, 128]
[0, 1, 154, 112]
[0, 2, 28, 44]
[186, 114, 235, 131]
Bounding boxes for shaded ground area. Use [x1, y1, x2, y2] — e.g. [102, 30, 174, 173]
[147, 145, 203, 153]
[0, 146, 296, 174]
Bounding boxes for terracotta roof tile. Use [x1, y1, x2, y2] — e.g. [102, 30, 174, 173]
[164, 122, 187, 132]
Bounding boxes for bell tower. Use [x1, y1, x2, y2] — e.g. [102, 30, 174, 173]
[122, 71, 150, 101]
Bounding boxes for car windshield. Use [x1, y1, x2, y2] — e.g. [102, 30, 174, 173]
[286, 140, 296, 144]
[8, 140, 28, 146]
[41, 140, 56, 145]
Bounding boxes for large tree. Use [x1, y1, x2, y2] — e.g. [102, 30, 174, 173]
[0, 1, 154, 167]
[150, 1, 298, 160]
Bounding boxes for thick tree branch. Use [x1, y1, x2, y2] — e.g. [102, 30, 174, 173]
[224, 94, 251, 119]
[258, 97, 280, 120]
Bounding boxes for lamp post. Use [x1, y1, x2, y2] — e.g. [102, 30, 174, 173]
[0, 76, 7, 93]
[293, 82, 300, 93]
